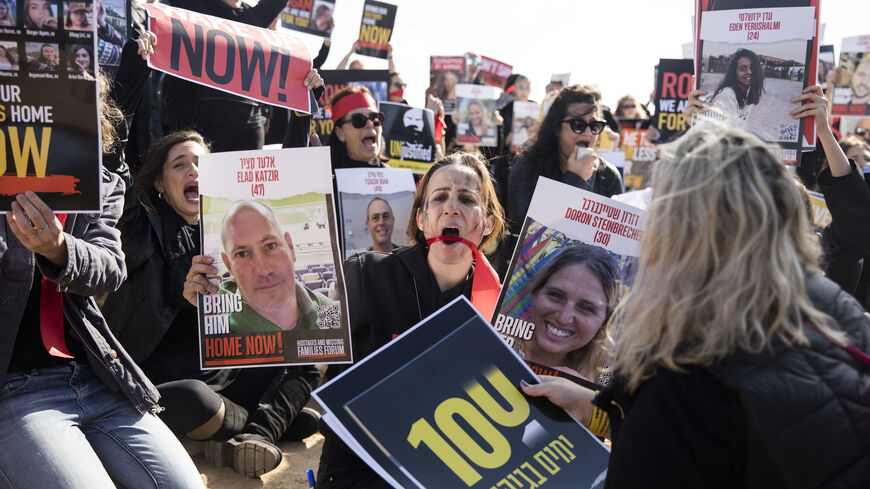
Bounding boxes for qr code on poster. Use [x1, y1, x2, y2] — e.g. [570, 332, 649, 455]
[316, 304, 341, 329]
[779, 123, 799, 142]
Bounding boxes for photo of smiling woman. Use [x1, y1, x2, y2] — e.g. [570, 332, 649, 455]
[708, 48, 765, 122]
[520, 245, 619, 383]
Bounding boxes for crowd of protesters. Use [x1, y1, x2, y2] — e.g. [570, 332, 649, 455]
[2, 1, 869, 487]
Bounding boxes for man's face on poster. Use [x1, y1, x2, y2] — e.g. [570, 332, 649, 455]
[852, 58, 870, 103]
[403, 108, 425, 134]
[221, 205, 297, 315]
[366, 199, 394, 249]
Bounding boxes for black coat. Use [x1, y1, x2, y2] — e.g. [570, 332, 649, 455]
[596, 273, 870, 488]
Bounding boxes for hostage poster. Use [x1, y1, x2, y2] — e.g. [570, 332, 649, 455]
[279, 0, 335, 39]
[0, 2, 101, 211]
[492, 177, 646, 387]
[831, 35, 870, 116]
[455, 83, 500, 147]
[379, 101, 436, 173]
[356, 0, 395, 60]
[653, 58, 694, 143]
[311, 69, 390, 143]
[196, 147, 351, 369]
[429, 56, 465, 116]
[314, 297, 610, 489]
[511, 101, 541, 151]
[694, 0, 819, 164]
[621, 127, 657, 190]
[334, 167, 414, 259]
[142, 3, 315, 113]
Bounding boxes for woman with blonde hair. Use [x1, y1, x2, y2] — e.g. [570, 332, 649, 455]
[524, 123, 870, 486]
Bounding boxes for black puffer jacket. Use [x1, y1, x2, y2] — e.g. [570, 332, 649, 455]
[597, 273, 870, 488]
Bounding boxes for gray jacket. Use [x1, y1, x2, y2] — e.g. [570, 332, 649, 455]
[0, 169, 159, 414]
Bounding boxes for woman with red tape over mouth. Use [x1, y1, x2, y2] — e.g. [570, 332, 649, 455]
[315, 152, 506, 489]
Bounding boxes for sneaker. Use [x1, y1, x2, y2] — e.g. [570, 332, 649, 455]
[283, 407, 321, 441]
[204, 433, 282, 478]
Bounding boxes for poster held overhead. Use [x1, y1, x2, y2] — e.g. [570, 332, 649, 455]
[479, 55, 512, 88]
[314, 297, 610, 489]
[831, 35, 870, 116]
[653, 58, 694, 143]
[355, 0, 395, 60]
[196, 147, 351, 369]
[142, 3, 315, 113]
[455, 83, 500, 147]
[429, 56, 465, 116]
[279, 0, 335, 39]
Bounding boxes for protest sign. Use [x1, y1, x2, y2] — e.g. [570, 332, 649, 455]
[334, 167, 414, 259]
[455, 83, 499, 147]
[807, 190, 831, 234]
[0, 5, 101, 211]
[653, 58, 694, 143]
[818, 44, 835, 88]
[311, 69, 390, 143]
[356, 0, 395, 60]
[279, 0, 335, 39]
[831, 35, 870, 116]
[694, 0, 820, 164]
[196, 146, 350, 368]
[96, 0, 126, 68]
[479, 55, 512, 88]
[621, 128, 656, 190]
[379, 101, 436, 174]
[142, 3, 314, 113]
[429, 56, 464, 116]
[314, 297, 610, 489]
[511, 101, 541, 150]
[492, 177, 645, 383]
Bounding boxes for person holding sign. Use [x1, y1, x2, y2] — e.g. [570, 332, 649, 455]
[525, 126, 870, 486]
[520, 245, 619, 382]
[317, 152, 505, 488]
[508, 85, 623, 234]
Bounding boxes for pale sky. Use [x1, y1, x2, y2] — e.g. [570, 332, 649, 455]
[282, 0, 870, 110]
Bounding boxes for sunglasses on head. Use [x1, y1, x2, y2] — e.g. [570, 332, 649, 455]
[562, 118, 606, 135]
[342, 111, 385, 128]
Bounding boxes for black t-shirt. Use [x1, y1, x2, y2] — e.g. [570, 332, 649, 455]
[8, 269, 86, 374]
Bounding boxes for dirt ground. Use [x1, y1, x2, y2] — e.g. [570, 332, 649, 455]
[196, 433, 325, 489]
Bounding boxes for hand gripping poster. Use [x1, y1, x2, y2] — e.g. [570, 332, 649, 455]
[196, 146, 351, 369]
[0, 0, 101, 211]
[652, 58, 694, 143]
[455, 83, 500, 147]
[355, 0, 395, 60]
[314, 297, 610, 489]
[831, 35, 870, 117]
[694, 0, 820, 164]
[379, 101, 436, 174]
[142, 3, 315, 113]
[279, 0, 335, 39]
[334, 166, 415, 259]
[492, 177, 646, 389]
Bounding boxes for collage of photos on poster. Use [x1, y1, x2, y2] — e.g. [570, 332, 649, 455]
[832, 35, 870, 116]
[491, 178, 646, 389]
[455, 83, 499, 147]
[196, 147, 351, 369]
[696, 2, 818, 163]
[334, 167, 415, 259]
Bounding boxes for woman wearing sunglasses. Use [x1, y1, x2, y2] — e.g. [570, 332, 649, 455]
[328, 85, 389, 171]
[508, 85, 623, 231]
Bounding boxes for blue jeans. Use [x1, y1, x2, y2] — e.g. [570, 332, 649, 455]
[0, 362, 204, 489]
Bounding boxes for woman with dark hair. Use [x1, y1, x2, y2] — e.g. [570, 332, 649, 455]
[522, 245, 619, 382]
[65, 1, 90, 30]
[0, 44, 16, 70]
[328, 85, 388, 170]
[709, 48, 765, 121]
[67, 44, 92, 75]
[315, 152, 506, 489]
[508, 85, 623, 233]
[23, 0, 57, 29]
[0, 0, 15, 26]
[27, 43, 58, 72]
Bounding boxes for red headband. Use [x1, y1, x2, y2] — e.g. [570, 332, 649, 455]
[426, 236, 501, 319]
[331, 92, 378, 123]
[505, 84, 515, 95]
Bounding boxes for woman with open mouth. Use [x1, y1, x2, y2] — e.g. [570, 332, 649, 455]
[315, 152, 506, 489]
[521, 245, 620, 384]
[327, 85, 389, 171]
[508, 84, 623, 237]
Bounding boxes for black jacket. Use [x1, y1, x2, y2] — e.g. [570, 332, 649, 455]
[597, 273, 870, 488]
[507, 154, 622, 233]
[317, 245, 472, 488]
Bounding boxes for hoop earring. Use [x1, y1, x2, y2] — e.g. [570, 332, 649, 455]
[158, 192, 164, 200]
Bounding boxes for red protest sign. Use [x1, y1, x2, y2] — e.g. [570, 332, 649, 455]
[479, 55, 513, 88]
[143, 3, 314, 112]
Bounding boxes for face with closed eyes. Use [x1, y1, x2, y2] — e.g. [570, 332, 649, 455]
[416, 165, 493, 266]
[526, 264, 607, 367]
